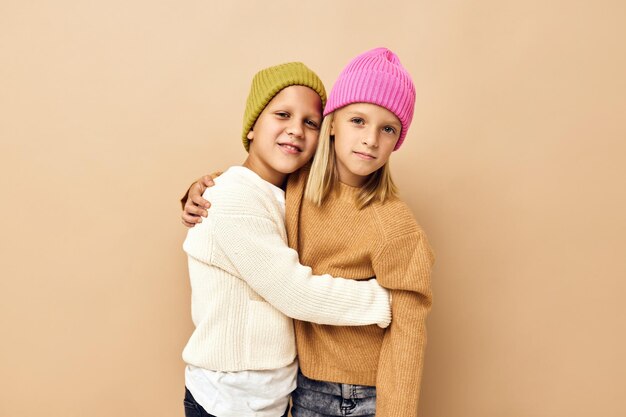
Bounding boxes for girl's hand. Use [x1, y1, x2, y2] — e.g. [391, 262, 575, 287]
[181, 175, 215, 227]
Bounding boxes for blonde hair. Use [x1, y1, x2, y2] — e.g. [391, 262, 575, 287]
[304, 112, 398, 209]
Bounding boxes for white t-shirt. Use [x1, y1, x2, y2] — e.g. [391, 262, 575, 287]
[185, 361, 296, 417]
[185, 167, 296, 417]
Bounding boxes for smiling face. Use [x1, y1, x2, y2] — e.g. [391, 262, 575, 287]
[331, 103, 402, 187]
[244, 85, 323, 187]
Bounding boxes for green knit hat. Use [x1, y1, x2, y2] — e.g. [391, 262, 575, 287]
[241, 62, 327, 151]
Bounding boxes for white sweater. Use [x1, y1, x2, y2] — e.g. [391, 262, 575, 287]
[182, 166, 391, 371]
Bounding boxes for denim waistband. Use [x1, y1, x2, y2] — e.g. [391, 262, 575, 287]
[296, 371, 376, 399]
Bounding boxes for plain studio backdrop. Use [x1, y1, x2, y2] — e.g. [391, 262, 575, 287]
[1, 1, 625, 416]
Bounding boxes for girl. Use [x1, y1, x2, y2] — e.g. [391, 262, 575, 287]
[182, 61, 393, 417]
[184, 48, 433, 417]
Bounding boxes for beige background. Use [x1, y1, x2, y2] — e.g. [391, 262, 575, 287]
[1, 1, 625, 416]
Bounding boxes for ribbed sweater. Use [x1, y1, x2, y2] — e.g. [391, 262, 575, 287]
[285, 164, 434, 417]
[182, 167, 392, 372]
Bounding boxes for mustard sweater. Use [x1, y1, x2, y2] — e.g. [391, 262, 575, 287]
[285, 165, 434, 417]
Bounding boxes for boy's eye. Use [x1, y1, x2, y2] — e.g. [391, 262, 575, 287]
[383, 126, 397, 135]
[305, 119, 320, 129]
[350, 117, 365, 125]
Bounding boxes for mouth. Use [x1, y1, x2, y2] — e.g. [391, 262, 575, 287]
[353, 151, 376, 160]
[278, 142, 303, 154]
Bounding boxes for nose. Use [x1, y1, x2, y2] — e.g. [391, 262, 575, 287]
[361, 129, 379, 148]
[286, 120, 304, 138]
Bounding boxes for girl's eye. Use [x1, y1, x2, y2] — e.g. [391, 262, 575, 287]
[350, 117, 365, 125]
[383, 126, 397, 135]
[276, 112, 290, 118]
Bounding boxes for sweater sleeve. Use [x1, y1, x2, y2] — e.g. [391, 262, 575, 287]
[372, 231, 434, 417]
[194, 206, 392, 328]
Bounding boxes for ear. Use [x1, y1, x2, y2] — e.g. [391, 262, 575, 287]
[330, 120, 335, 136]
[247, 130, 254, 141]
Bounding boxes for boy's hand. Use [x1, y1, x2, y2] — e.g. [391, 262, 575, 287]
[181, 175, 215, 227]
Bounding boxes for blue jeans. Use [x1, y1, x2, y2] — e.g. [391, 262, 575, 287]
[183, 387, 289, 417]
[291, 372, 376, 417]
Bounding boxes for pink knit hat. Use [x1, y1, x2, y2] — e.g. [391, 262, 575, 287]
[324, 47, 416, 150]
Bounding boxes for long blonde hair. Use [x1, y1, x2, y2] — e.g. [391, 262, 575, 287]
[304, 112, 398, 209]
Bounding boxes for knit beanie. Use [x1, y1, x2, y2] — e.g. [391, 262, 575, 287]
[241, 62, 327, 152]
[324, 47, 416, 150]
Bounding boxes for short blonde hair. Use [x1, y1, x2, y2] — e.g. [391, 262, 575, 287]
[304, 112, 398, 209]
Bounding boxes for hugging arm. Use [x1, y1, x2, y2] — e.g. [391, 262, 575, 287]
[184, 187, 392, 328]
[182, 173, 392, 328]
[373, 231, 434, 417]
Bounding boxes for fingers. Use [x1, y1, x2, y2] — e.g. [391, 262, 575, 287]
[190, 180, 206, 197]
[189, 181, 212, 208]
[187, 175, 215, 210]
[189, 193, 210, 209]
[181, 209, 203, 226]
[181, 190, 208, 228]
[201, 175, 215, 187]
[181, 218, 197, 228]
[181, 177, 212, 228]
[185, 201, 208, 218]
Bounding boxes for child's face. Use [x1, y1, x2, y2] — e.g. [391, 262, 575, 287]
[331, 103, 401, 187]
[246, 86, 322, 185]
